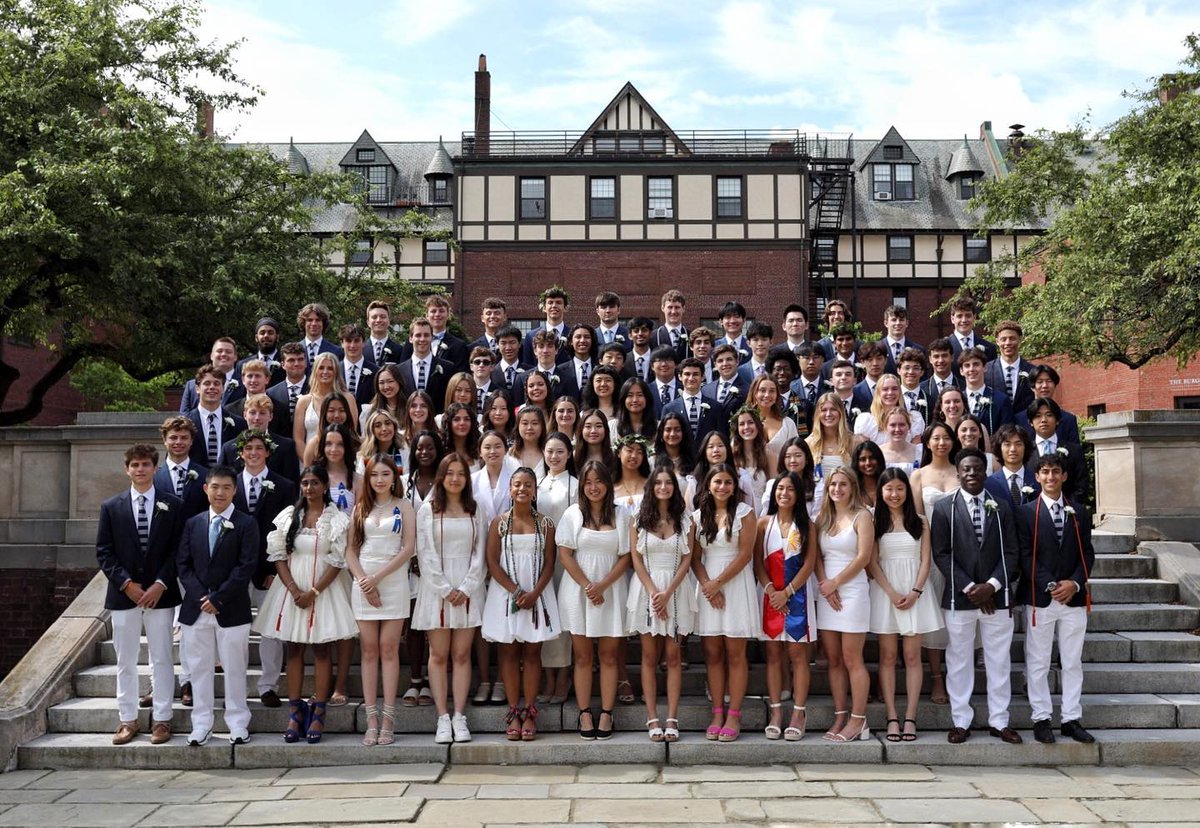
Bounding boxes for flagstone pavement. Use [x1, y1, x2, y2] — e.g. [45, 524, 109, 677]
[0, 761, 1197, 826]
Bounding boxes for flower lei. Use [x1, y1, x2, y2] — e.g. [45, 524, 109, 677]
[234, 428, 278, 455]
[615, 433, 652, 456]
[727, 403, 760, 434]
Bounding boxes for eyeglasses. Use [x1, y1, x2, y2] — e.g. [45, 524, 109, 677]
[471, 359, 493, 366]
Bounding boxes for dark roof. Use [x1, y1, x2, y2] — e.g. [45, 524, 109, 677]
[424, 137, 454, 178]
[338, 130, 395, 168]
[859, 126, 920, 170]
[945, 137, 984, 180]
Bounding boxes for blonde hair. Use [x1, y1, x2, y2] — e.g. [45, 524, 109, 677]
[243, 393, 273, 413]
[869, 373, 903, 429]
[360, 409, 403, 458]
[443, 371, 476, 413]
[805, 391, 855, 465]
[816, 465, 864, 534]
[308, 351, 346, 397]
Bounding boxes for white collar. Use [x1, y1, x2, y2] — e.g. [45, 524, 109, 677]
[208, 505, 234, 522]
[130, 485, 156, 503]
[1040, 492, 1064, 510]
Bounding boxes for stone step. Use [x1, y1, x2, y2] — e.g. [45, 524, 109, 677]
[1089, 578, 1178, 603]
[1087, 602, 1200, 632]
[1092, 553, 1157, 579]
[1070, 662, 1200, 694]
[1092, 531, 1138, 556]
[18, 728, 1200, 770]
[1122, 631, 1200, 662]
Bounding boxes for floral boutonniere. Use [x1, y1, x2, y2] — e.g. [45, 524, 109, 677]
[1019, 370, 1030, 380]
[224, 416, 235, 428]
[701, 402, 711, 411]
[1063, 505, 1076, 516]
[155, 502, 169, 513]
[1056, 447, 1069, 456]
[974, 344, 987, 354]
[435, 340, 448, 353]
[361, 367, 373, 377]
[434, 365, 444, 376]
[221, 519, 235, 531]
[823, 379, 834, 388]
[850, 407, 862, 419]
[260, 480, 275, 492]
[984, 500, 998, 513]
[727, 386, 739, 397]
[737, 348, 750, 358]
[549, 374, 560, 384]
[916, 398, 928, 409]
[383, 346, 393, 357]
[1021, 485, 1035, 496]
[226, 379, 239, 389]
[977, 397, 991, 407]
[614, 334, 625, 343]
[186, 469, 199, 481]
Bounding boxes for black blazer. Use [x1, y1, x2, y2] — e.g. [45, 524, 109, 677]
[1017, 497, 1095, 608]
[400, 332, 470, 375]
[398, 355, 455, 413]
[651, 325, 689, 361]
[236, 353, 286, 387]
[178, 375, 246, 415]
[96, 490, 185, 611]
[295, 338, 343, 365]
[931, 491, 1020, 611]
[882, 338, 925, 374]
[153, 462, 210, 519]
[367, 337, 405, 366]
[185, 408, 247, 468]
[1024, 440, 1089, 502]
[340, 358, 378, 409]
[521, 324, 571, 367]
[232, 472, 297, 589]
[265, 380, 306, 438]
[219, 439, 300, 490]
[596, 324, 634, 353]
[176, 509, 259, 627]
[553, 359, 594, 403]
[949, 334, 998, 364]
[985, 357, 1037, 414]
[663, 392, 726, 444]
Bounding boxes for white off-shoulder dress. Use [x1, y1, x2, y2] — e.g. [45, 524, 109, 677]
[412, 504, 489, 630]
[254, 505, 359, 644]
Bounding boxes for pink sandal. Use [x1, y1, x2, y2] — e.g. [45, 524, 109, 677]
[718, 708, 742, 742]
[705, 706, 725, 741]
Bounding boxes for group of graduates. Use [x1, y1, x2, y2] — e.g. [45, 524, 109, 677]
[96, 286, 1096, 748]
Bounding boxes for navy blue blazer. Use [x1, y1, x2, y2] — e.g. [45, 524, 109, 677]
[984, 468, 1041, 512]
[398, 356, 455, 413]
[176, 509, 259, 627]
[295, 338, 343, 364]
[96, 489, 185, 611]
[703, 373, 751, 403]
[649, 379, 682, 419]
[962, 385, 1014, 434]
[178, 374, 246, 415]
[340, 358, 379, 409]
[232, 472, 297, 589]
[553, 359, 594, 403]
[400, 332, 470, 375]
[219, 438, 300, 491]
[714, 335, 750, 364]
[597, 324, 634, 353]
[949, 333, 998, 364]
[1015, 410, 1080, 445]
[930, 491, 1020, 611]
[664, 392, 727, 443]
[651, 325, 688, 361]
[1016, 496, 1094, 608]
[985, 357, 1037, 415]
[265, 379, 306, 438]
[367, 336, 405, 366]
[625, 349, 656, 383]
[236, 353, 286, 387]
[154, 461, 210, 520]
[185, 408, 247, 468]
[489, 363, 529, 406]
[1024, 440, 1089, 502]
[520, 323, 571, 367]
[882, 338, 925, 374]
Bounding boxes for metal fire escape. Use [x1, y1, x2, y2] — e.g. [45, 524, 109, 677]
[805, 134, 854, 312]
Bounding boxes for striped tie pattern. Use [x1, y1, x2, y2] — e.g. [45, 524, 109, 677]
[580, 361, 589, 387]
[289, 384, 300, 415]
[719, 381, 730, 403]
[688, 396, 700, 435]
[206, 413, 219, 465]
[972, 496, 984, 546]
[1053, 502, 1064, 542]
[248, 476, 259, 514]
[348, 364, 358, 395]
[636, 356, 646, 379]
[1009, 473, 1022, 505]
[417, 359, 426, 391]
[136, 494, 149, 551]
[175, 465, 186, 497]
[375, 341, 384, 363]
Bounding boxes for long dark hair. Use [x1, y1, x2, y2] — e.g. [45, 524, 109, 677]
[582, 365, 621, 410]
[693, 430, 735, 485]
[574, 407, 615, 470]
[654, 410, 696, 476]
[616, 376, 657, 439]
[696, 463, 741, 544]
[407, 429, 445, 495]
[874, 467, 922, 541]
[316, 423, 358, 490]
[851, 440, 885, 485]
[613, 435, 651, 484]
[544, 430, 577, 478]
[766, 470, 810, 537]
[577, 459, 616, 530]
[919, 420, 961, 468]
[318, 391, 359, 437]
[286, 465, 331, 554]
[367, 363, 407, 420]
[779, 436, 817, 504]
[351, 453, 400, 549]
[481, 388, 515, 442]
[431, 452, 478, 516]
[636, 462, 685, 535]
[440, 401, 480, 463]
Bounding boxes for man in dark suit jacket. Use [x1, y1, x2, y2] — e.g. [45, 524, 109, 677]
[881, 304, 925, 374]
[366, 299, 405, 366]
[985, 320, 1036, 414]
[1022, 397, 1089, 501]
[219, 407, 300, 486]
[96, 443, 186, 745]
[264, 343, 309, 439]
[337, 323, 378, 410]
[593, 290, 632, 354]
[947, 297, 998, 363]
[398, 317, 453, 413]
[175, 465, 258, 746]
[295, 301, 343, 366]
[521, 286, 571, 366]
[156, 416, 210, 519]
[930, 449, 1021, 745]
[665, 358, 726, 444]
[703, 343, 751, 415]
[178, 337, 245, 413]
[185, 365, 247, 468]
[957, 348, 1013, 434]
[398, 298, 470, 375]
[235, 317, 286, 387]
[651, 288, 689, 362]
[1014, 364, 1081, 444]
[553, 323, 598, 403]
[1016, 453, 1097, 745]
[468, 297, 509, 356]
[983, 424, 1040, 512]
[648, 346, 681, 419]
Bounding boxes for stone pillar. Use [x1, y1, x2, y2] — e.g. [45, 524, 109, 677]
[1088, 409, 1200, 540]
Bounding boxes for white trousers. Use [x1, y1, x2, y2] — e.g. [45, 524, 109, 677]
[183, 613, 251, 734]
[174, 603, 189, 683]
[251, 585, 283, 693]
[1024, 602, 1087, 723]
[111, 606, 175, 723]
[945, 607, 1014, 730]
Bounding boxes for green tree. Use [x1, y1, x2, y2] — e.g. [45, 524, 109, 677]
[0, 0, 387, 424]
[959, 34, 1200, 369]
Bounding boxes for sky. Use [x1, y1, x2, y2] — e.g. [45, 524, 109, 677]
[199, 0, 1197, 144]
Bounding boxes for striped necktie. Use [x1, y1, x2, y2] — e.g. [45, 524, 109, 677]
[688, 396, 700, 435]
[417, 359, 427, 391]
[247, 476, 259, 514]
[971, 496, 984, 546]
[1009, 473, 1022, 505]
[136, 494, 149, 551]
[206, 413, 219, 464]
[289, 384, 300, 415]
[1052, 502, 1064, 542]
[348, 364, 358, 395]
[174, 465, 186, 497]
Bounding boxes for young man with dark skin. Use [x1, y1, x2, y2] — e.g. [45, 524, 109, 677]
[266, 342, 310, 438]
[1016, 454, 1096, 745]
[947, 297, 997, 362]
[1023, 397, 1089, 501]
[985, 320, 1036, 414]
[930, 448, 1020, 745]
[664, 357, 724, 443]
[366, 300, 404, 366]
[237, 317, 285, 386]
[626, 316, 656, 382]
[593, 291, 630, 350]
[652, 289, 690, 361]
[470, 297, 509, 354]
[521, 285, 571, 366]
[766, 346, 810, 436]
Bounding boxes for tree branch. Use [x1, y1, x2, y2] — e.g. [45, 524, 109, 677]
[0, 342, 115, 426]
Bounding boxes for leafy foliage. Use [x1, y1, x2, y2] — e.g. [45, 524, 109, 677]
[954, 34, 1200, 369]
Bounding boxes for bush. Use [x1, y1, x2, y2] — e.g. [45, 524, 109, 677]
[70, 359, 181, 412]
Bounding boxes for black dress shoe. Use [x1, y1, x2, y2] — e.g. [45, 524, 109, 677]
[989, 726, 1023, 744]
[180, 681, 193, 707]
[259, 689, 282, 708]
[1033, 719, 1056, 744]
[139, 693, 153, 709]
[947, 726, 971, 744]
[1061, 720, 1096, 743]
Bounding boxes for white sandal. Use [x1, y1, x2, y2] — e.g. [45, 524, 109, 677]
[646, 718, 664, 742]
[401, 686, 420, 707]
[664, 718, 680, 742]
[784, 705, 806, 741]
[764, 701, 784, 740]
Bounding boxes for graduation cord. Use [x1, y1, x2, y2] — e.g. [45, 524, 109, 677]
[948, 494, 1011, 615]
[437, 512, 477, 627]
[501, 511, 552, 630]
[1030, 503, 1092, 627]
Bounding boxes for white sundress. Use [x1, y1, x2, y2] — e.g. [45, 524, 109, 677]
[412, 505, 489, 630]
[626, 514, 697, 637]
[693, 502, 760, 638]
[481, 518, 563, 643]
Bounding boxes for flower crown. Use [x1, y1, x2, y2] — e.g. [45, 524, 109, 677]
[234, 428, 278, 455]
[615, 433, 652, 453]
[538, 285, 569, 309]
[727, 404, 762, 433]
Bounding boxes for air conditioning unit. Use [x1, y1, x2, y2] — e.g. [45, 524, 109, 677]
[650, 207, 674, 219]
[875, 191, 893, 201]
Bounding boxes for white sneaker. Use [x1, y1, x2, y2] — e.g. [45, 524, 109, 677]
[490, 681, 506, 703]
[187, 729, 211, 747]
[452, 713, 472, 742]
[435, 713, 453, 744]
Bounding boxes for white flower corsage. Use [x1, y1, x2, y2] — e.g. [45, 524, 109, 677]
[701, 402, 711, 411]
[361, 367, 372, 377]
[434, 365, 444, 375]
[916, 398, 928, 408]
[727, 387, 739, 396]
[224, 416, 235, 427]
[823, 380, 834, 388]
[187, 469, 199, 481]
[226, 379, 239, 389]
[977, 397, 991, 407]
[975, 344, 987, 353]
[549, 374, 560, 384]
[1019, 371, 1030, 380]
[738, 348, 750, 358]
[1063, 505, 1076, 516]
[614, 334, 625, 343]
[436, 340, 447, 352]
[155, 502, 169, 513]
[383, 346, 393, 356]
[984, 500, 998, 512]
[850, 407, 861, 418]
[221, 519, 235, 531]
[1021, 485, 1035, 496]
[260, 480, 275, 491]
[1056, 447, 1069, 456]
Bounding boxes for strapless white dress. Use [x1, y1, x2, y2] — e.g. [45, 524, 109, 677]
[920, 486, 958, 649]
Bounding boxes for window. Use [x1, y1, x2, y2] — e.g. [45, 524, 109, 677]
[647, 177, 673, 217]
[356, 148, 375, 163]
[887, 235, 913, 262]
[883, 145, 903, 160]
[716, 176, 743, 218]
[873, 163, 915, 200]
[431, 179, 449, 203]
[350, 239, 372, 266]
[891, 289, 908, 309]
[425, 240, 449, 264]
[593, 135, 616, 153]
[593, 132, 667, 154]
[959, 174, 980, 200]
[520, 177, 546, 220]
[965, 236, 989, 263]
[1088, 403, 1108, 418]
[590, 177, 616, 219]
[1175, 396, 1200, 410]
[643, 134, 666, 153]
[355, 165, 390, 203]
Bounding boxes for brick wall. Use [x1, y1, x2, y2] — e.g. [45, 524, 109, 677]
[0, 567, 96, 677]
[1, 337, 86, 426]
[1048, 354, 1200, 419]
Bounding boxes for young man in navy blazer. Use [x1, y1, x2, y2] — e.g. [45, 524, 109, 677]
[985, 320, 1037, 415]
[266, 343, 310, 439]
[337, 323, 378, 410]
[947, 296, 998, 363]
[957, 348, 1013, 434]
[97, 444, 186, 745]
[236, 317, 285, 387]
[155, 417, 210, 519]
[553, 323, 598, 403]
[651, 289, 689, 361]
[1023, 398, 1089, 502]
[220, 396, 300, 484]
[593, 291, 631, 352]
[521, 285, 571, 366]
[178, 337, 244, 414]
[1016, 453, 1096, 745]
[366, 300, 405, 366]
[881, 304, 924, 374]
[176, 465, 259, 746]
[469, 297, 509, 356]
[1014, 365, 1081, 444]
[186, 364, 247, 468]
[665, 357, 725, 444]
[398, 317, 454, 413]
[983, 424, 1040, 511]
[295, 302, 343, 366]
[399, 294, 470, 375]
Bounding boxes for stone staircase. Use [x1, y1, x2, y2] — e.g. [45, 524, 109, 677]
[16, 532, 1200, 768]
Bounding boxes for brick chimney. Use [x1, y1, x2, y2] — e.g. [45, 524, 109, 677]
[474, 54, 490, 157]
[198, 100, 215, 139]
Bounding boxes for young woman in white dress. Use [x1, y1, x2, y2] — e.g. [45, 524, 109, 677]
[550, 397, 579, 442]
[313, 423, 359, 707]
[756, 471, 818, 741]
[293, 352, 355, 459]
[440, 402, 481, 472]
[400, 429, 443, 708]
[851, 440, 885, 511]
[749, 373, 798, 465]
[558, 460, 631, 740]
[853, 374, 925, 444]
[880, 408, 921, 474]
[482, 467, 561, 741]
[574, 408, 615, 470]
[909, 420, 963, 705]
[693, 432, 756, 512]
[805, 392, 863, 482]
[303, 393, 358, 467]
[254, 465, 358, 743]
[692, 463, 758, 742]
[869, 467, 943, 743]
[730, 406, 774, 514]
[537, 432, 578, 705]
[763, 437, 824, 521]
[956, 414, 995, 474]
[481, 390, 515, 445]
[508, 407, 547, 477]
[611, 434, 650, 703]
[414, 453, 489, 745]
[356, 410, 407, 482]
[628, 464, 695, 743]
[815, 466, 874, 742]
[344, 455, 417, 746]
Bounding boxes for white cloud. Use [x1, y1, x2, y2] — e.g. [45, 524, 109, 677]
[384, 0, 476, 45]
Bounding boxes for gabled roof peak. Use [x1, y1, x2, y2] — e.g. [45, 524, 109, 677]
[859, 126, 920, 170]
[569, 82, 691, 156]
[338, 129, 395, 167]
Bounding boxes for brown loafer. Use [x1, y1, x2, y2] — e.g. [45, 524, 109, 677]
[150, 721, 172, 745]
[947, 726, 971, 744]
[139, 693, 153, 709]
[112, 722, 139, 745]
[989, 726, 1023, 744]
[180, 681, 193, 707]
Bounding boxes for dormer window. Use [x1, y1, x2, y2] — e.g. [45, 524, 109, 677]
[432, 179, 449, 203]
[873, 163, 914, 201]
[356, 148, 375, 162]
[959, 174, 980, 200]
[883, 145, 903, 160]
